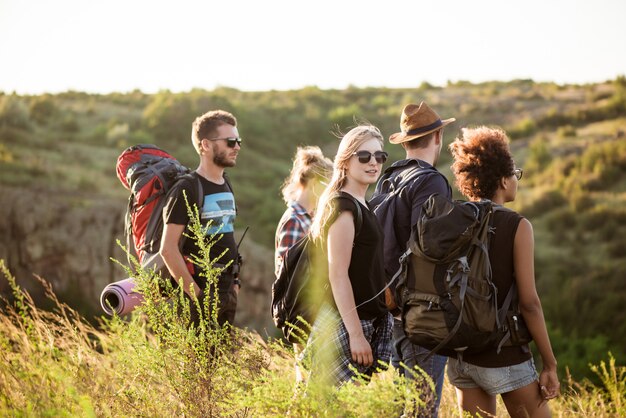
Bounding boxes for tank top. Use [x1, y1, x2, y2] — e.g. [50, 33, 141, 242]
[459, 208, 533, 368]
[325, 193, 388, 320]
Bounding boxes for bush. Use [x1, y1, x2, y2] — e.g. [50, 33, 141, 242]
[557, 125, 577, 138]
[60, 115, 79, 133]
[0, 95, 31, 130]
[29, 95, 58, 125]
[525, 136, 553, 178]
[521, 190, 567, 219]
[508, 117, 537, 139]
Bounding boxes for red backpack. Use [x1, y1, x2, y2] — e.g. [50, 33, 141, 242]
[116, 144, 201, 271]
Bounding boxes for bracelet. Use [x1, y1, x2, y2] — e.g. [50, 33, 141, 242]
[233, 278, 241, 287]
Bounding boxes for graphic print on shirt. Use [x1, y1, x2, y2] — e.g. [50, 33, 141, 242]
[201, 192, 236, 234]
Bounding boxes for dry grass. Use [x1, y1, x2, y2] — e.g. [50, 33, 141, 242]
[1, 258, 625, 417]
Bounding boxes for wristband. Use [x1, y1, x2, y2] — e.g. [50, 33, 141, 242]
[233, 278, 241, 287]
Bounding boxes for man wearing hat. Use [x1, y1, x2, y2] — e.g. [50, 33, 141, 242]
[370, 101, 455, 416]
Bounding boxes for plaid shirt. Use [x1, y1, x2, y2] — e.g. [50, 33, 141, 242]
[274, 201, 312, 277]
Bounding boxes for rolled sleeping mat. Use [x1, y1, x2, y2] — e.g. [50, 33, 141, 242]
[100, 277, 145, 316]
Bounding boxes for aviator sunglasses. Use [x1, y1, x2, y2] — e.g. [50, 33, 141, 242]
[207, 136, 242, 148]
[353, 150, 388, 164]
[513, 168, 523, 180]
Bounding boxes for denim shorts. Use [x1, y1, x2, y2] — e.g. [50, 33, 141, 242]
[447, 357, 539, 395]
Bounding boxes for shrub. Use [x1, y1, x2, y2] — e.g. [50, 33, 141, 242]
[508, 117, 537, 139]
[525, 136, 553, 178]
[0, 143, 14, 163]
[557, 125, 577, 138]
[60, 115, 79, 133]
[29, 95, 58, 125]
[0, 95, 32, 130]
[520, 189, 567, 218]
[328, 104, 363, 128]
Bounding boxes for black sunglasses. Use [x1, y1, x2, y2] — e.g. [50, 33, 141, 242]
[353, 150, 388, 164]
[207, 136, 242, 148]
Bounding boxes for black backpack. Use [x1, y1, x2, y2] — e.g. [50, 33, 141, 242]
[369, 162, 439, 309]
[394, 194, 532, 358]
[271, 192, 363, 343]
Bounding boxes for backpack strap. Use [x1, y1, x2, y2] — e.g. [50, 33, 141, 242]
[172, 172, 204, 253]
[125, 195, 134, 268]
[371, 163, 439, 217]
[495, 283, 517, 353]
[222, 171, 238, 214]
[375, 160, 439, 193]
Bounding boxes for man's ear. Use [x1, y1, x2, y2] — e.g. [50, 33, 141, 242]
[434, 129, 443, 145]
[199, 138, 211, 154]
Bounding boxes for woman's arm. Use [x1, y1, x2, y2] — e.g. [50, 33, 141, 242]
[327, 211, 373, 366]
[514, 218, 560, 399]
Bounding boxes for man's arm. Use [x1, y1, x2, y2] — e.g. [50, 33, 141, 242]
[160, 223, 201, 298]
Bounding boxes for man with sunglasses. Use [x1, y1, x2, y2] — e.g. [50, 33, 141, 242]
[160, 109, 242, 327]
[370, 102, 455, 417]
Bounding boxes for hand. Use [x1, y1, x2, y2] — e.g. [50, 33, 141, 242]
[348, 333, 373, 366]
[539, 368, 560, 400]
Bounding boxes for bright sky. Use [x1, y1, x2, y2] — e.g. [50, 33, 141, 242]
[2, 0, 625, 95]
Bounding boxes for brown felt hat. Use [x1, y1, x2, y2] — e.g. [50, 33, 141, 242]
[389, 102, 456, 144]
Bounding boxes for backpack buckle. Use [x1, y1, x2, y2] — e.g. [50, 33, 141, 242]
[399, 248, 412, 264]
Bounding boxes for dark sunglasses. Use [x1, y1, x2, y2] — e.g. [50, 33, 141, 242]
[513, 168, 523, 180]
[353, 150, 388, 164]
[207, 136, 242, 148]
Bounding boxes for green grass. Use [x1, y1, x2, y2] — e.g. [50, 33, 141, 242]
[1, 259, 625, 417]
[2, 79, 626, 386]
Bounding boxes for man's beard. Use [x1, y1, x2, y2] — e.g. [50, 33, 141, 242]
[213, 148, 236, 168]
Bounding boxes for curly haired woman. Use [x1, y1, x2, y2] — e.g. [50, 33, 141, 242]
[448, 126, 560, 418]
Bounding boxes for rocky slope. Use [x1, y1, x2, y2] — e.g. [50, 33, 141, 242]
[0, 185, 277, 334]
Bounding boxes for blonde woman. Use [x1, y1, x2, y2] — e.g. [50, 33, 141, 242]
[275, 146, 333, 277]
[448, 126, 559, 418]
[274, 146, 333, 383]
[305, 125, 392, 386]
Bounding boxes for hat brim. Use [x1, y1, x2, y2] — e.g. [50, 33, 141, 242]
[389, 118, 456, 144]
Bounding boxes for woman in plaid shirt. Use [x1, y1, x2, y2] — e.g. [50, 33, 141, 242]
[274, 146, 333, 383]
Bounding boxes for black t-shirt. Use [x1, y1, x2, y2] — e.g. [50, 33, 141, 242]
[327, 193, 387, 320]
[162, 173, 237, 270]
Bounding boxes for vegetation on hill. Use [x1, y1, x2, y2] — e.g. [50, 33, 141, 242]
[1, 77, 625, 384]
[2, 260, 625, 417]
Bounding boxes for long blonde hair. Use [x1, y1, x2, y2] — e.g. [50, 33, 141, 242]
[280, 146, 333, 204]
[310, 125, 384, 240]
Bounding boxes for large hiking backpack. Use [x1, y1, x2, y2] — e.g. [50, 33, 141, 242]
[116, 144, 201, 272]
[271, 193, 363, 343]
[369, 163, 439, 310]
[394, 193, 531, 357]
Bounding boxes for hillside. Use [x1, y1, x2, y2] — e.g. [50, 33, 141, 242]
[1, 78, 625, 380]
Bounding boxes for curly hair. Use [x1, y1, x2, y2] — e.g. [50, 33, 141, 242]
[449, 126, 515, 200]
